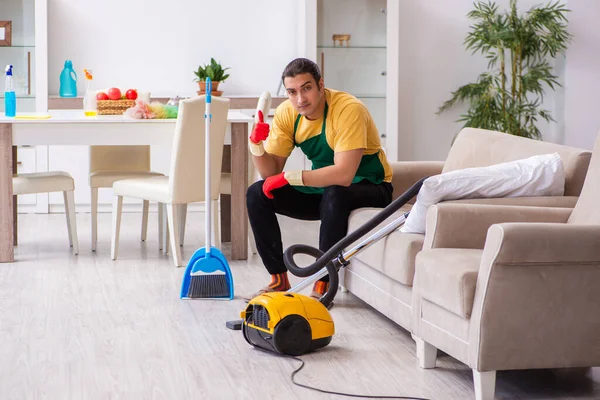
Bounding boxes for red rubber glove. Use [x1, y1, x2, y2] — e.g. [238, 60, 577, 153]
[263, 172, 289, 199]
[250, 110, 270, 144]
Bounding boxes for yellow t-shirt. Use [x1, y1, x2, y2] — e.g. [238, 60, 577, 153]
[264, 88, 393, 184]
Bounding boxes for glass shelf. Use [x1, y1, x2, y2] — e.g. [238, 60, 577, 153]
[318, 45, 386, 49]
[0, 94, 35, 98]
[0, 45, 35, 49]
[0, 46, 36, 98]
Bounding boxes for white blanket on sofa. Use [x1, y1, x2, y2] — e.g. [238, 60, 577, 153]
[400, 153, 565, 234]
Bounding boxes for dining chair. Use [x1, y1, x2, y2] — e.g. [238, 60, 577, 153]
[13, 171, 79, 254]
[110, 95, 230, 267]
[89, 145, 164, 251]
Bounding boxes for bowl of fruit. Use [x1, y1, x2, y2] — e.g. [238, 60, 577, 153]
[96, 88, 139, 115]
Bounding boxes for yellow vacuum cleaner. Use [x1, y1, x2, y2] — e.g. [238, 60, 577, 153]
[238, 179, 426, 357]
[241, 292, 334, 356]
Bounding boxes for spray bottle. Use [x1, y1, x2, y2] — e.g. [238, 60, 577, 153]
[83, 69, 97, 116]
[4, 65, 16, 117]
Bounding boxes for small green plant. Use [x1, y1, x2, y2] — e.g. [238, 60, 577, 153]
[437, 0, 572, 140]
[193, 58, 231, 83]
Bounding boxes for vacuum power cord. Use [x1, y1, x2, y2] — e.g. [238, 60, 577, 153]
[289, 356, 431, 399]
[255, 347, 431, 400]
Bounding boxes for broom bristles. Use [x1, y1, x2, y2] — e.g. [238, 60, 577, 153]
[187, 275, 230, 298]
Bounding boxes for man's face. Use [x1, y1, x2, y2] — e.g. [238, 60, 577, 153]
[284, 73, 325, 118]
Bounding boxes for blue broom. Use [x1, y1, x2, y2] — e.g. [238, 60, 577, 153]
[180, 78, 234, 300]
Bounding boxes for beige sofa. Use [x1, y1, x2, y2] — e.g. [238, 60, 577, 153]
[344, 128, 592, 332]
[411, 131, 600, 400]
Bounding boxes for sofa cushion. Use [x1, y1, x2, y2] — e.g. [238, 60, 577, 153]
[402, 153, 565, 234]
[443, 128, 591, 196]
[415, 248, 483, 318]
[348, 204, 423, 286]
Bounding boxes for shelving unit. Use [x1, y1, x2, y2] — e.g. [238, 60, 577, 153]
[299, 0, 400, 159]
[1, 0, 48, 211]
[0, 1, 42, 111]
[313, 0, 389, 146]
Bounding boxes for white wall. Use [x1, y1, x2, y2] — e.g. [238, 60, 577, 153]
[395, 0, 573, 161]
[41, 0, 306, 210]
[47, 0, 302, 97]
[563, 0, 600, 150]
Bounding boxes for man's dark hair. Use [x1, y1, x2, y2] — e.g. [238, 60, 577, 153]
[281, 58, 322, 86]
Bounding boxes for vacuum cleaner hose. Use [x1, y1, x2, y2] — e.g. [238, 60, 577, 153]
[284, 178, 427, 306]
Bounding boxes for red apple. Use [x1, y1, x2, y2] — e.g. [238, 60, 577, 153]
[107, 87, 121, 100]
[125, 89, 138, 100]
[96, 92, 109, 100]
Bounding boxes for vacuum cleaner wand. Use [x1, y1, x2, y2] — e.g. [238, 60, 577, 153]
[287, 209, 410, 292]
[284, 177, 427, 306]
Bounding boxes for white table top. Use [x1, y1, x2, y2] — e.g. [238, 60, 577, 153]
[0, 109, 254, 124]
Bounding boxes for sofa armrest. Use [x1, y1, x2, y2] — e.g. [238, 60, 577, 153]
[484, 223, 600, 264]
[390, 161, 444, 201]
[423, 203, 572, 250]
[468, 223, 600, 371]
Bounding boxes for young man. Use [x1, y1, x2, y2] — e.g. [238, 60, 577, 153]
[245, 58, 393, 300]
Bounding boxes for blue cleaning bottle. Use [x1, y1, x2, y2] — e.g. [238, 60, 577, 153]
[59, 60, 77, 97]
[4, 64, 16, 117]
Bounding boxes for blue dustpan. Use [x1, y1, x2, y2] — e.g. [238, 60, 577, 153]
[180, 247, 234, 299]
[180, 78, 233, 299]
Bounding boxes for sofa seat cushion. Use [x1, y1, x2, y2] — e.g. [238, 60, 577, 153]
[416, 248, 483, 318]
[348, 204, 423, 286]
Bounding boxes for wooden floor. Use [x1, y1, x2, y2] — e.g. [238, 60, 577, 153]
[2, 212, 600, 400]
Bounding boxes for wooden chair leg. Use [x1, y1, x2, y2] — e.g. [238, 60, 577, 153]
[166, 203, 182, 267]
[64, 190, 79, 255]
[141, 200, 149, 242]
[179, 203, 187, 246]
[111, 195, 123, 260]
[91, 187, 98, 251]
[164, 205, 170, 254]
[158, 202, 164, 251]
[63, 191, 73, 248]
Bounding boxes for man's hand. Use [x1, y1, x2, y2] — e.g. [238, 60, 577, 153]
[250, 110, 270, 144]
[262, 171, 304, 199]
[262, 172, 289, 199]
[249, 110, 270, 156]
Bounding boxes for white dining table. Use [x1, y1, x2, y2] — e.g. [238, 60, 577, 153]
[0, 109, 254, 262]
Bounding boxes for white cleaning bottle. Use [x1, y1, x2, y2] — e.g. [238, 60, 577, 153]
[83, 69, 97, 116]
[4, 65, 16, 117]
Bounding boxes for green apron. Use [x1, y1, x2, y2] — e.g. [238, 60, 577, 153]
[292, 103, 385, 194]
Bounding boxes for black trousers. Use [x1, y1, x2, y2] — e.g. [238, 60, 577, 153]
[246, 180, 393, 282]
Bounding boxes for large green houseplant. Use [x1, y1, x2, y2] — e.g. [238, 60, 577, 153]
[194, 58, 231, 95]
[438, 0, 572, 139]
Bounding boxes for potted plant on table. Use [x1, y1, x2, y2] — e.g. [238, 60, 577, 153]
[437, 0, 572, 140]
[194, 58, 231, 96]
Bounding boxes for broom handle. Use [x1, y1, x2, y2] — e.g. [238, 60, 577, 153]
[205, 78, 212, 253]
